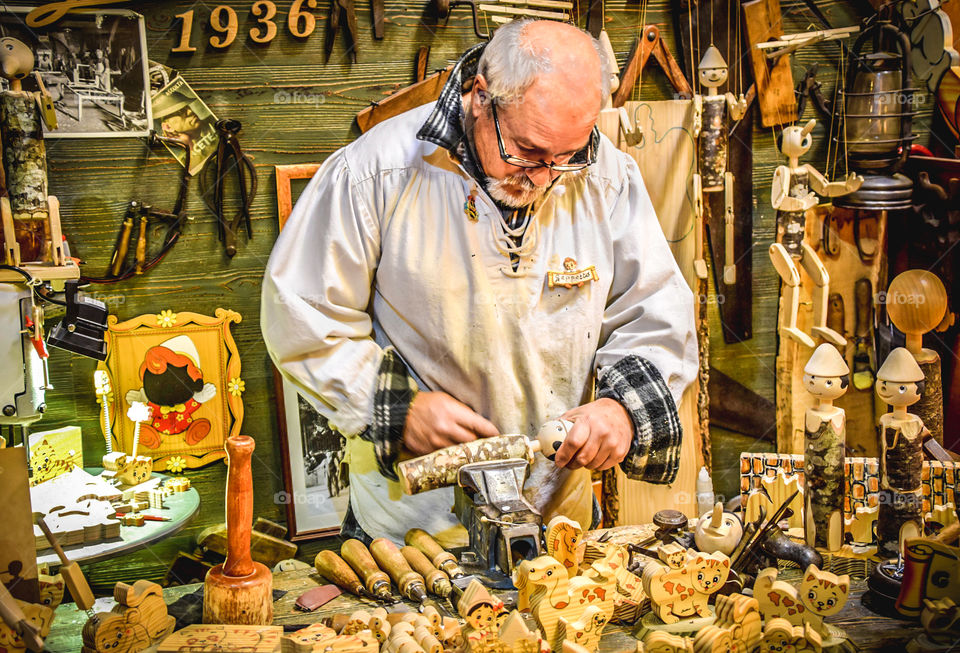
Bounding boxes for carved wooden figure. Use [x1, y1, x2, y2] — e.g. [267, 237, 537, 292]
[0, 592, 53, 653]
[896, 537, 960, 619]
[768, 119, 862, 348]
[640, 631, 694, 653]
[759, 618, 823, 653]
[281, 623, 379, 653]
[514, 556, 615, 650]
[558, 605, 607, 653]
[117, 403, 153, 486]
[886, 270, 949, 445]
[754, 565, 849, 639]
[802, 343, 850, 551]
[497, 610, 542, 653]
[545, 516, 584, 578]
[692, 46, 747, 283]
[694, 502, 744, 556]
[641, 550, 731, 624]
[875, 348, 927, 559]
[81, 580, 175, 653]
[583, 543, 645, 623]
[0, 37, 62, 267]
[156, 625, 282, 652]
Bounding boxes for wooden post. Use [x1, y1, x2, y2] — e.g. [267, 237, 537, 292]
[0, 90, 49, 263]
[203, 436, 273, 625]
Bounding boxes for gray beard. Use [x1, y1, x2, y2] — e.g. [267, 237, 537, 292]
[486, 174, 550, 208]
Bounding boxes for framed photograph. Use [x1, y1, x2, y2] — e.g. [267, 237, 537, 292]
[274, 163, 348, 540]
[152, 75, 219, 176]
[96, 309, 244, 472]
[0, 8, 152, 138]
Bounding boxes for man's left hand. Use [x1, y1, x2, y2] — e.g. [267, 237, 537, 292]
[553, 398, 632, 471]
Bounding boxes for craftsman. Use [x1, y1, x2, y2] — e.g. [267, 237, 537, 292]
[261, 19, 697, 544]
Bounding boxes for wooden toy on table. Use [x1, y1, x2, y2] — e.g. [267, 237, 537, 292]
[0, 582, 51, 653]
[802, 343, 850, 552]
[641, 550, 731, 624]
[114, 402, 153, 487]
[759, 618, 823, 653]
[558, 604, 607, 652]
[694, 502, 744, 556]
[896, 536, 960, 619]
[875, 348, 927, 559]
[754, 565, 850, 639]
[81, 580, 175, 653]
[545, 515, 585, 578]
[156, 624, 282, 652]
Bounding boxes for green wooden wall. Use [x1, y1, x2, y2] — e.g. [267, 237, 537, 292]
[4, 0, 935, 593]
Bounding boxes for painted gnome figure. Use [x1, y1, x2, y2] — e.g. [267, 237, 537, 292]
[768, 119, 862, 349]
[692, 45, 747, 284]
[802, 343, 850, 551]
[0, 37, 61, 266]
[125, 335, 216, 449]
[875, 347, 928, 559]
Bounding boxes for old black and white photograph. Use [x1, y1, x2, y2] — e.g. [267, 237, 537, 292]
[276, 375, 349, 540]
[0, 8, 151, 137]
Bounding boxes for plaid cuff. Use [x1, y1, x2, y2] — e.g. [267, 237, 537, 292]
[597, 355, 682, 484]
[360, 348, 418, 482]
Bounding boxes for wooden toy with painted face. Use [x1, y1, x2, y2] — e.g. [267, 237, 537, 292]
[802, 343, 849, 552]
[755, 565, 849, 638]
[536, 419, 572, 462]
[875, 347, 927, 559]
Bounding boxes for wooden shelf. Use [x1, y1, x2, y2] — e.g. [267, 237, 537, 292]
[0, 261, 80, 283]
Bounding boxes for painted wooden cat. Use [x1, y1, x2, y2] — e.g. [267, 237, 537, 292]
[759, 618, 822, 653]
[754, 565, 849, 638]
[641, 550, 730, 624]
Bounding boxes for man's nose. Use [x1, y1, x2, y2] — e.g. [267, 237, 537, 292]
[525, 165, 554, 186]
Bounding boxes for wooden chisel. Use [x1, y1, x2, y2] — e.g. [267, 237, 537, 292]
[405, 529, 465, 579]
[370, 538, 452, 617]
[341, 539, 397, 603]
[401, 546, 452, 598]
[314, 549, 378, 601]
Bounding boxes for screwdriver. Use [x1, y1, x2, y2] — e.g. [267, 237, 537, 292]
[401, 546, 452, 598]
[370, 538, 451, 617]
[405, 529, 465, 579]
[314, 550, 379, 601]
[341, 539, 397, 603]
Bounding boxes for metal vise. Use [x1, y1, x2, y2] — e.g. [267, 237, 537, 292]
[453, 459, 541, 578]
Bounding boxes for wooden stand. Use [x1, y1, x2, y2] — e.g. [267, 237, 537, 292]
[203, 436, 273, 625]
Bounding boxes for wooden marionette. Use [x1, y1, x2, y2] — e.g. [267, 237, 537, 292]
[802, 343, 849, 552]
[692, 45, 747, 283]
[875, 347, 927, 560]
[0, 37, 63, 267]
[768, 119, 862, 349]
[885, 270, 949, 446]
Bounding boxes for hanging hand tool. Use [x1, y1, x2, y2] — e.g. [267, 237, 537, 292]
[314, 550, 380, 601]
[372, 0, 384, 39]
[327, 0, 359, 62]
[400, 546, 452, 599]
[853, 278, 875, 390]
[796, 64, 833, 119]
[205, 119, 256, 258]
[404, 529, 465, 580]
[827, 293, 845, 343]
[341, 539, 397, 603]
[108, 203, 135, 277]
[370, 538, 451, 617]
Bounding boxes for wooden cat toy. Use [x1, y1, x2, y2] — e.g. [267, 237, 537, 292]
[280, 623, 379, 653]
[759, 618, 823, 653]
[0, 582, 52, 653]
[768, 119, 862, 348]
[583, 543, 644, 623]
[692, 45, 748, 283]
[639, 631, 694, 653]
[694, 503, 743, 556]
[803, 343, 849, 552]
[875, 347, 927, 559]
[754, 565, 849, 639]
[513, 555, 615, 650]
[117, 402, 153, 486]
[81, 580, 175, 653]
[156, 625, 282, 652]
[545, 516, 584, 578]
[558, 604, 607, 653]
[641, 549, 731, 624]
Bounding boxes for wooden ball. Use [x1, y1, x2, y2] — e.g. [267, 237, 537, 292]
[887, 270, 948, 336]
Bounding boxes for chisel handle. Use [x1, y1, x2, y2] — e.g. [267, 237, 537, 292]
[314, 550, 365, 597]
[401, 546, 452, 598]
[405, 529, 464, 579]
[370, 538, 423, 597]
[341, 539, 392, 599]
[109, 215, 133, 277]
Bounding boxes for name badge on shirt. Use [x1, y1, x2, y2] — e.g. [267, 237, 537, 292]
[548, 257, 599, 289]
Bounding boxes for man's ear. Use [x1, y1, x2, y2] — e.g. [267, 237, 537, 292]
[471, 74, 489, 118]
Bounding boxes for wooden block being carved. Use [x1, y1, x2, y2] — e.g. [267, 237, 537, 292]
[742, 0, 797, 127]
[158, 625, 282, 651]
[515, 555, 615, 650]
[545, 516, 584, 579]
[754, 565, 849, 638]
[641, 550, 730, 624]
[81, 580, 175, 653]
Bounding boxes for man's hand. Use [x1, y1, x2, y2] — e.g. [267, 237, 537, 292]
[403, 391, 499, 456]
[553, 398, 632, 471]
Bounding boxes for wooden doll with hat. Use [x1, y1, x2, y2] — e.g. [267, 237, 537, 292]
[875, 347, 928, 559]
[803, 343, 850, 551]
[692, 45, 747, 283]
[768, 119, 862, 348]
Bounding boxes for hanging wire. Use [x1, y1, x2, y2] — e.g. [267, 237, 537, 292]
[635, 0, 649, 101]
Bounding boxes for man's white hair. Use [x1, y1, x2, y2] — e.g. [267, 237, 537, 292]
[477, 19, 611, 108]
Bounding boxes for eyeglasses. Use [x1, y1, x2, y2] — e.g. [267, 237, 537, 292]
[490, 100, 598, 172]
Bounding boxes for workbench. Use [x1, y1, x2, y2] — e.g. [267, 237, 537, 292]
[45, 566, 926, 652]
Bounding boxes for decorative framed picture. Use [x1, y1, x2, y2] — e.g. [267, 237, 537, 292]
[273, 163, 349, 540]
[0, 7, 152, 138]
[96, 309, 244, 471]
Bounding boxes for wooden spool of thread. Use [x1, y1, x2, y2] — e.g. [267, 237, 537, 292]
[203, 436, 273, 625]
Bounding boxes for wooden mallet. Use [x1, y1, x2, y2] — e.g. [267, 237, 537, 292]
[203, 436, 273, 625]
